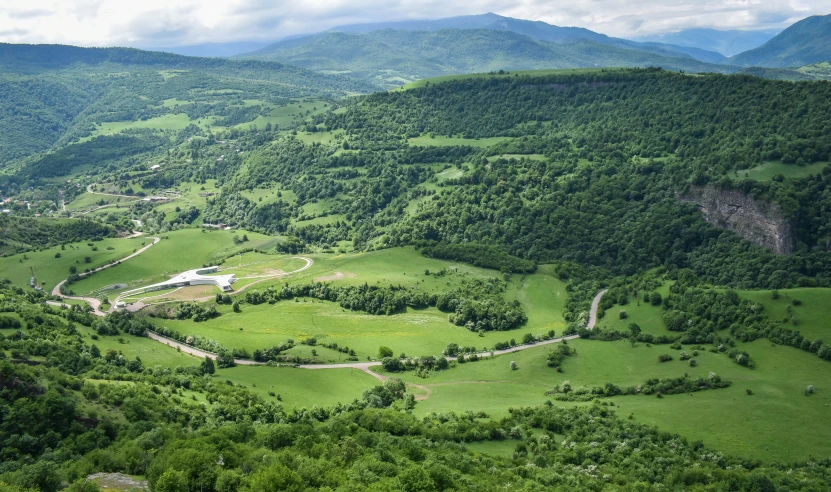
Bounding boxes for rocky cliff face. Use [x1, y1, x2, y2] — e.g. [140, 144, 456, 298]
[679, 185, 794, 254]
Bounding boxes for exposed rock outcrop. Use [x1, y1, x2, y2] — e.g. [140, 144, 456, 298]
[679, 185, 794, 254]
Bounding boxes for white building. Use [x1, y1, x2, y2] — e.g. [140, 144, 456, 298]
[118, 267, 236, 302]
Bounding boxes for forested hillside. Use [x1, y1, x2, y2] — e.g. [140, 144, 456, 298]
[244, 29, 734, 88]
[192, 70, 831, 285]
[727, 13, 831, 68]
[0, 44, 372, 166]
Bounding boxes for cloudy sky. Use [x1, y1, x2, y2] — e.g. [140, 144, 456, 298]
[0, 0, 827, 47]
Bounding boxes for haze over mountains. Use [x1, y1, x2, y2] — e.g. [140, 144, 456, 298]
[633, 29, 781, 57]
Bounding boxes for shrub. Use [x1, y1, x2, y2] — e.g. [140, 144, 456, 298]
[689, 359, 697, 367]
[658, 354, 673, 362]
[619, 310, 627, 320]
[378, 346, 394, 358]
[746, 389, 753, 395]
[510, 360, 518, 370]
[806, 385, 815, 395]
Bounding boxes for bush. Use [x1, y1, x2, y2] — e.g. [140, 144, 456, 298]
[510, 361, 518, 370]
[658, 354, 673, 362]
[378, 346, 394, 358]
[619, 310, 628, 320]
[650, 292, 662, 306]
[689, 359, 697, 367]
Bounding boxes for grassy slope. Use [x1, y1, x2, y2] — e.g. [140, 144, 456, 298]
[216, 365, 379, 409]
[153, 247, 568, 359]
[69, 228, 273, 295]
[391, 337, 830, 462]
[737, 161, 829, 181]
[740, 288, 831, 340]
[0, 237, 137, 290]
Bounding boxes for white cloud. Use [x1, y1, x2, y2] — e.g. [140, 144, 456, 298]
[0, 0, 827, 47]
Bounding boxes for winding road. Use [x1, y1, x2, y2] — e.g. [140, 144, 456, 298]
[48, 230, 608, 390]
[51, 236, 161, 315]
[156, 288, 609, 371]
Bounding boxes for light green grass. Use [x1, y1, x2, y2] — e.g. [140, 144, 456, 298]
[76, 328, 199, 368]
[465, 440, 519, 457]
[389, 337, 830, 462]
[487, 154, 547, 162]
[155, 301, 492, 360]
[740, 288, 831, 340]
[85, 114, 199, 140]
[69, 229, 273, 295]
[66, 193, 139, 211]
[216, 366, 379, 409]
[408, 135, 511, 148]
[738, 161, 829, 181]
[399, 68, 612, 90]
[154, 248, 566, 360]
[0, 237, 139, 290]
[294, 130, 343, 145]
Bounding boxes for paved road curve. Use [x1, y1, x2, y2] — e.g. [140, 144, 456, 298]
[51, 236, 161, 316]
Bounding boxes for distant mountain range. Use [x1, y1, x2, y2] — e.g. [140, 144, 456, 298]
[240, 13, 741, 88]
[633, 28, 781, 57]
[727, 14, 831, 68]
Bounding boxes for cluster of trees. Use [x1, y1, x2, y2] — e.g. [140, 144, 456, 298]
[0, 216, 115, 257]
[175, 302, 220, 322]
[418, 241, 537, 273]
[231, 280, 528, 331]
[546, 373, 731, 401]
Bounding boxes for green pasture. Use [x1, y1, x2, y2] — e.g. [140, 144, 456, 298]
[399, 68, 611, 90]
[294, 130, 343, 145]
[738, 161, 829, 181]
[216, 365, 379, 409]
[66, 193, 139, 211]
[387, 337, 830, 462]
[68, 228, 273, 295]
[408, 135, 511, 148]
[740, 288, 831, 340]
[486, 154, 547, 162]
[0, 237, 138, 290]
[75, 327, 198, 368]
[154, 301, 492, 359]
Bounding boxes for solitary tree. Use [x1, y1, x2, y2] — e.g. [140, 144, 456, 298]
[202, 356, 215, 375]
[379, 346, 394, 358]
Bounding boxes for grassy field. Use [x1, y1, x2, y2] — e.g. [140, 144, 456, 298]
[388, 337, 830, 462]
[740, 288, 831, 340]
[156, 301, 495, 359]
[594, 283, 674, 336]
[0, 237, 139, 290]
[216, 365, 379, 409]
[399, 68, 611, 90]
[408, 135, 512, 148]
[738, 161, 829, 181]
[151, 247, 568, 359]
[69, 228, 275, 295]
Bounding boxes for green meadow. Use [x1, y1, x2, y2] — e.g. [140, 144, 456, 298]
[68, 228, 274, 295]
[151, 247, 568, 358]
[389, 337, 830, 462]
[740, 288, 831, 340]
[738, 161, 829, 181]
[408, 135, 512, 148]
[216, 365, 379, 409]
[399, 68, 611, 90]
[0, 237, 138, 290]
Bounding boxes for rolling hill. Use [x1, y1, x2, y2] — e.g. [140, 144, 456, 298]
[243, 28, 734, 88]
[0, 44, 373, 165]
[634, 28, 780, 57]
[727, 14, 831, 68]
